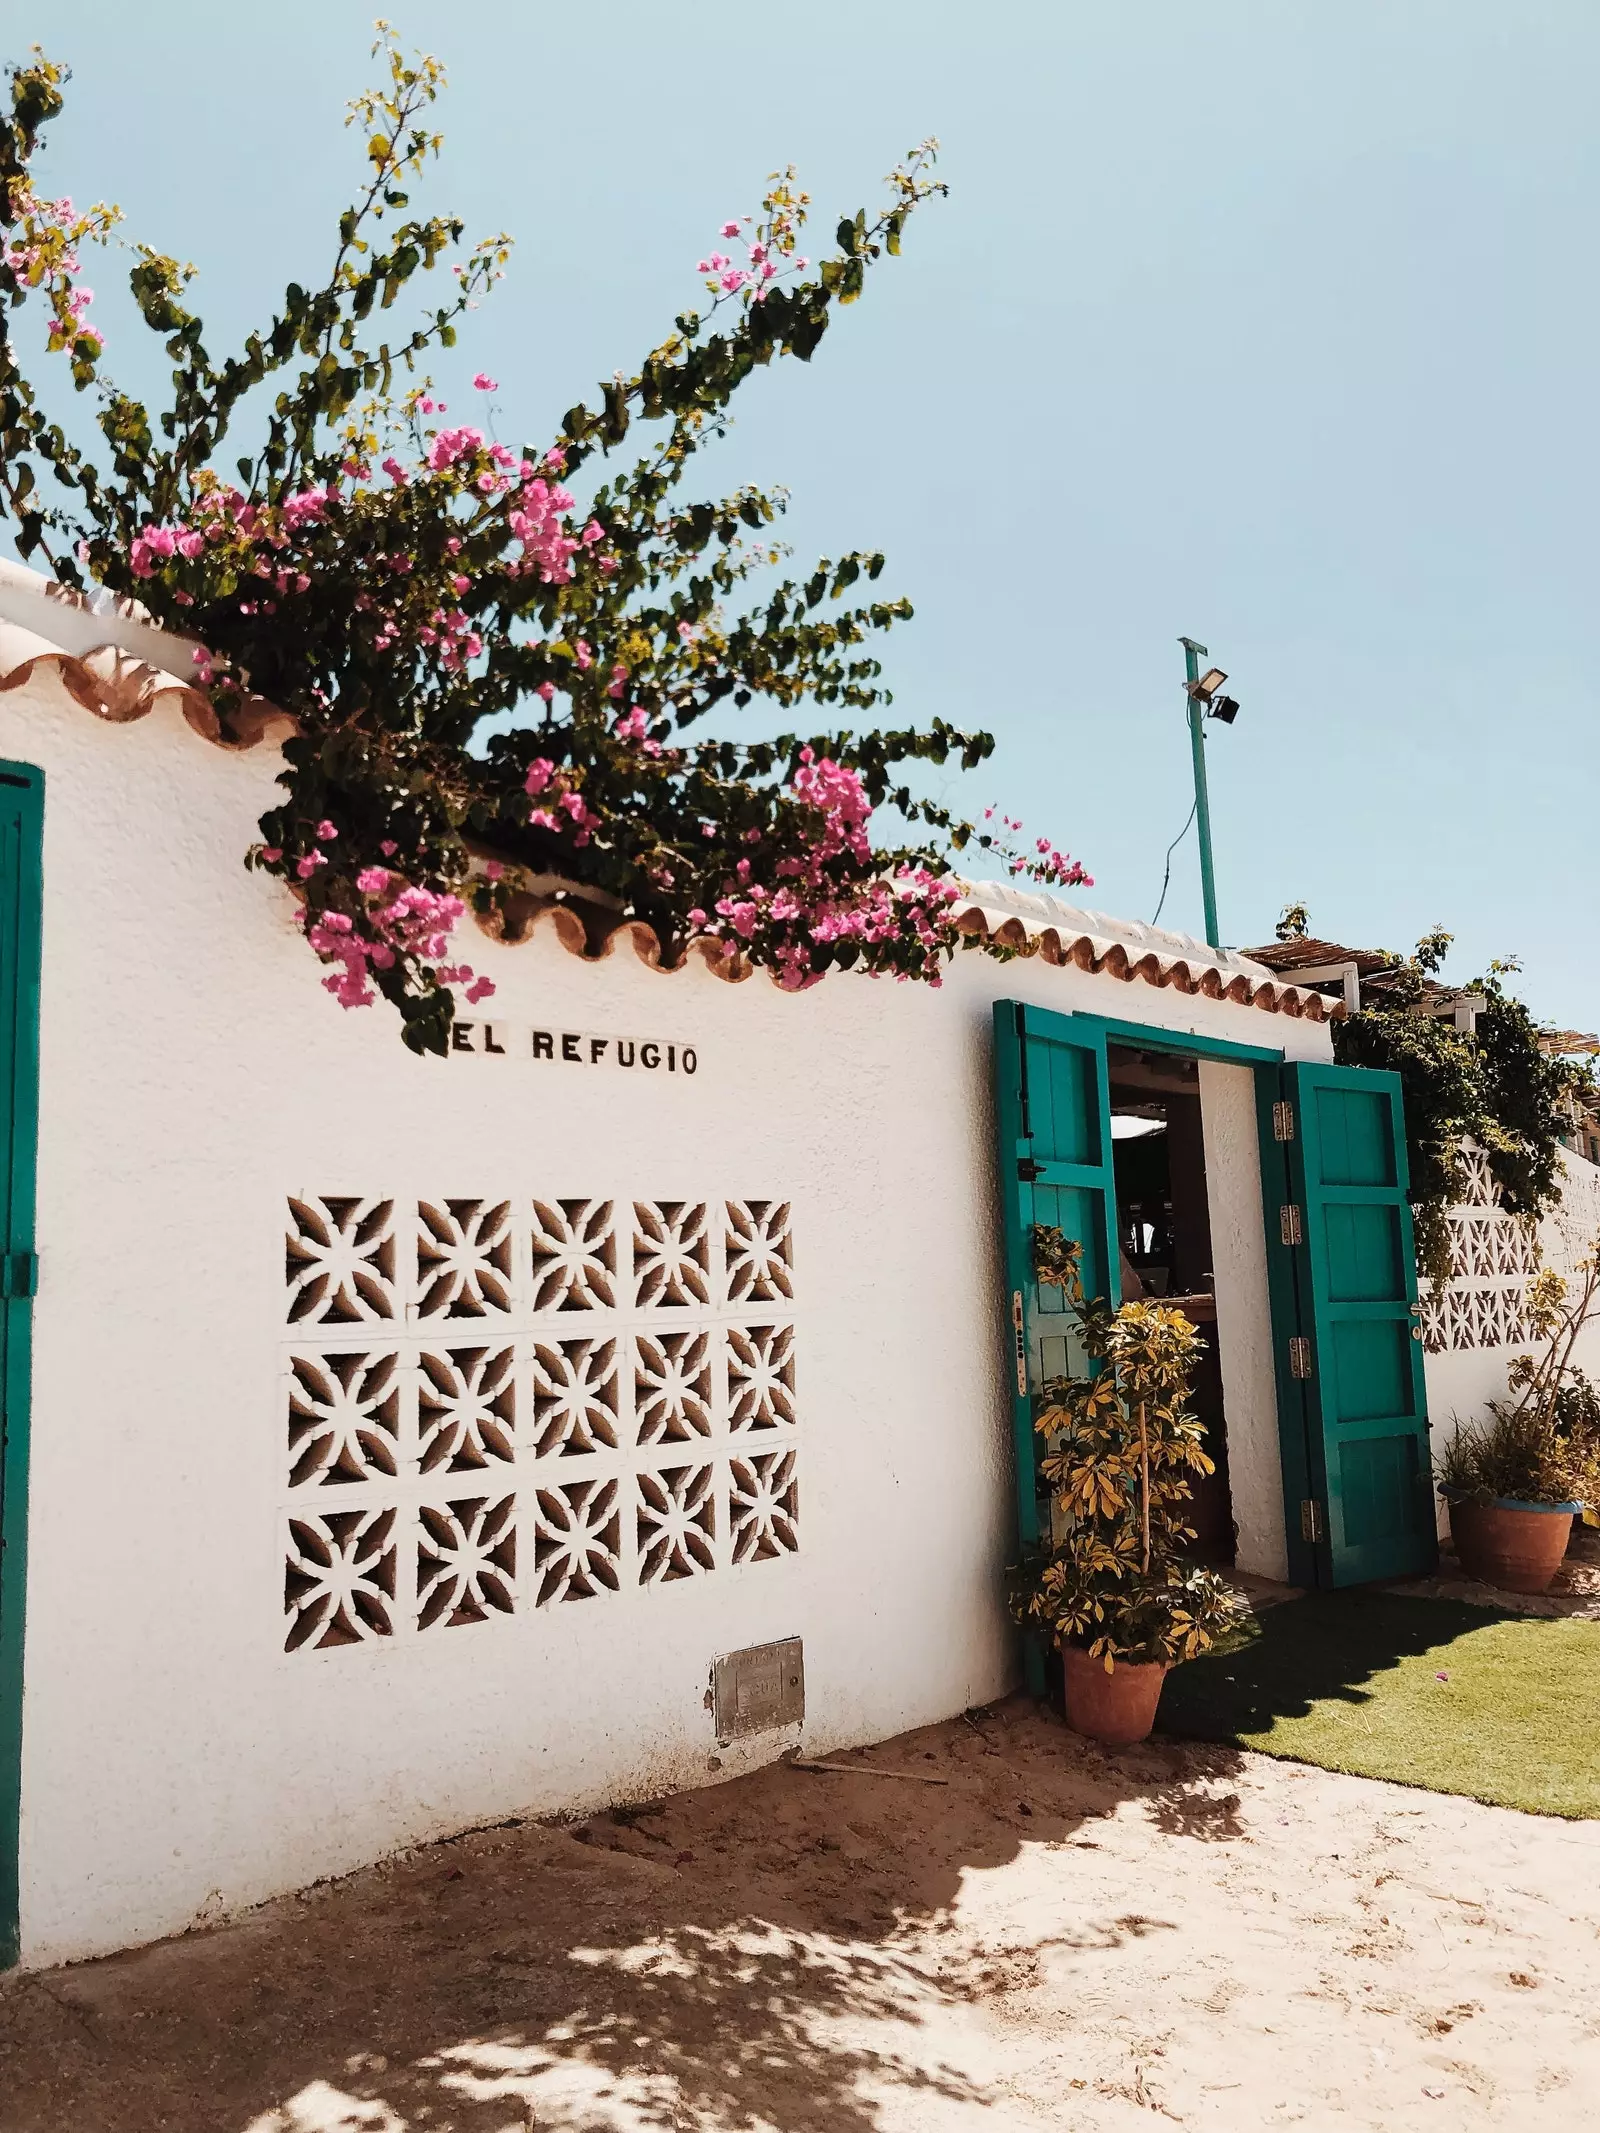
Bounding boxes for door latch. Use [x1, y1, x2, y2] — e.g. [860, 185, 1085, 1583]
[1017, 1159, 1043, 1182]
[1011, 1291, 1028, 1397]
[2, 1250, 37, 1299]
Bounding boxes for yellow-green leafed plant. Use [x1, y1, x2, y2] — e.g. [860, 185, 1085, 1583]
[1008, 1225, 1243, 1671]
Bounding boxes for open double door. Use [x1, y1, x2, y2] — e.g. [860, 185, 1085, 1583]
[993, 1001, 1437, 1592]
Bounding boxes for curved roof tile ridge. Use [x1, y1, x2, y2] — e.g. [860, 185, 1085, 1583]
[0, 558, 293, 749]
[948, 876, 1282, 981]
[948, 877, 1339, 1023]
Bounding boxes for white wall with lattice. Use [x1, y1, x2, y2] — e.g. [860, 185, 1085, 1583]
[1421, 1144, 1600, 1450]
[281, 1193, 801, 1645]
[3, 669, 1337, 1967]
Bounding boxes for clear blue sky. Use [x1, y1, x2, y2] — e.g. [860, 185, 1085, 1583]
[14, 2, 1598, 1024]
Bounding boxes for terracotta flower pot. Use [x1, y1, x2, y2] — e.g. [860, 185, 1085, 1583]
[1445, 1493, 1578, 1595]
[1061, 1643, 1170, 1746]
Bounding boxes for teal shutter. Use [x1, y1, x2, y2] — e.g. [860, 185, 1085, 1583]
[992, 1003, 1120, 1563]
[1270, 1061, 1436, 1586]
[0, 764, 43, 1970]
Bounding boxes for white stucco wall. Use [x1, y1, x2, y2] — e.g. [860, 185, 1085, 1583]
[1198, 1060, 1289, 1582]
[0, 669, 1334, 1966]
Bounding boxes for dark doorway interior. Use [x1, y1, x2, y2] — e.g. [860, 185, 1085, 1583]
[1106, 1044, 1235, 1564]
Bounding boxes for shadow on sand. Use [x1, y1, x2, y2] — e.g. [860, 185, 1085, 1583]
[0, 1697, 1252, 2133]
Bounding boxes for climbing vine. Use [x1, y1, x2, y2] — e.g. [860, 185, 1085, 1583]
[1276, 910, 1593, 1283]
[1, 28, 1088, 1052]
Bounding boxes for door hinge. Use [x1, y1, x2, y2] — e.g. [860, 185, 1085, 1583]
[1272, 1100, 1296, 1142]
[2, 1250, 37, 1299]
[1012, 1291, 1028, 1397]
[1280, 1203, 1303, 1246]
[1017, 1158, 1043, 1182]
[1300, 1498, 1325, 1544]
[1289, 1335, 1313, 1379]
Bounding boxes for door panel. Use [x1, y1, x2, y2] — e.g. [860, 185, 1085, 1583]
[0, 764, 43, 1971]
[1337, 1433, 1423, 1547]
[992, 1003, 1119, 1555]
[1026, 1038, 1103, 1170]
[1323, 1202, 1405, 1301]
[1312, 1083, 1397, 1185]
[1288, 1062, 1436, 1584]
[1329, 1318, 1412, 1421]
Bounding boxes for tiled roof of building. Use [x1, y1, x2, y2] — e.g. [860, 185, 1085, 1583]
[1241, 935, 1399, 981]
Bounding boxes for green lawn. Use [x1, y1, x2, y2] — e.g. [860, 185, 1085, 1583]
[1157, 1591, 1600, 1818]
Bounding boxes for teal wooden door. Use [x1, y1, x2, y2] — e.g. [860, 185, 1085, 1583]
[1277, 1061, 1436, 1585]
[992, 1003, 1120, 1558]
[0, 764, 43, 1970]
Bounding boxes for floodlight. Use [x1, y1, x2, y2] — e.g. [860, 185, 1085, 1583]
[1189, 667, 1228, 701]
[1210, 695, 1240, 724]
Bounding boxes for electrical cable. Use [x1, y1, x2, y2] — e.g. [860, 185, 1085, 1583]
[1149, 796, 1198, 928]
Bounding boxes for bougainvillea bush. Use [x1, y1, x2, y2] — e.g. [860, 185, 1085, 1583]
[0, 26, 1087, 1051]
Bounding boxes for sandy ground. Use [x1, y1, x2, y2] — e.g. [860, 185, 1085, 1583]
[3, 1696, 1599, 2132]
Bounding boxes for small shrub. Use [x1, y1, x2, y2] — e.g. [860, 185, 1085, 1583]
[1007, 1226, 1242, 1671]
[1438, 1237, 1600, 1515]
[1436, 1402, 1591, 1508]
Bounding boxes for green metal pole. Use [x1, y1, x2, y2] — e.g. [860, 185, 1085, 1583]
[1181, 637, 1221, 950]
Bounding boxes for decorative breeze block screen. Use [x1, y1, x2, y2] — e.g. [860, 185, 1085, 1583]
[1418, 1146, 1539, 1355]
[282, 1196, 797, 1652]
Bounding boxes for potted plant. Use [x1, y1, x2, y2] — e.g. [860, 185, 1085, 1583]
[1437, 1235, 1600, 1594]
[1008, 1227, 1241, 1745]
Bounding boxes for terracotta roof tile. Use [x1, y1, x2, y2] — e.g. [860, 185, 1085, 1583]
[471, 881, 1340, 1019]
[0, 561, 293, 749]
